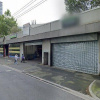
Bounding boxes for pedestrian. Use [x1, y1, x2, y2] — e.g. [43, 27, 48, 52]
[14, 54, 18, 64]
[21, 54, 25, 63]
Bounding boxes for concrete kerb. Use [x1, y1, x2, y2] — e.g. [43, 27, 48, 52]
[0, 64, 22, 73]
[0, 64, 94, 100]
[25, 73, 94, 100]
[89, 80, 100, 100]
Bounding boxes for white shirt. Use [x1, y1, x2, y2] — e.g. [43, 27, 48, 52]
[15, 55, 18, 60]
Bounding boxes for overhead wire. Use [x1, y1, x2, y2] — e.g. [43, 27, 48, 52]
[13, 0, 37, 16]
[15, 0, 47, 19]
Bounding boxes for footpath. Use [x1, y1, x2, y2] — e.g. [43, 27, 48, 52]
[0, 57, 100, 97]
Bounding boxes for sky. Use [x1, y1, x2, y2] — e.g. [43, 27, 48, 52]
[1, 0, 66, 26]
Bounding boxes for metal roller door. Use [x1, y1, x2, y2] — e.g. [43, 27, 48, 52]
[52, 41, 99, 74]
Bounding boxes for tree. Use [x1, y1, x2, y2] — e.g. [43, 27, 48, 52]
[0, 9, 21, 37]
[65, 0, 100, 14]
[91, 0, 100, 8]
[10, 26, 21, 33]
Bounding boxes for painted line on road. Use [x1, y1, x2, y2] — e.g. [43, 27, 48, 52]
[0, 64, 94, 100]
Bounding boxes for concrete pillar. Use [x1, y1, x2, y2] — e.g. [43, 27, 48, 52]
[8, 44, 9, 57]
[42, 39, 51, 66]
[3, 45, 5, 57]
[20, 43, 24, 60]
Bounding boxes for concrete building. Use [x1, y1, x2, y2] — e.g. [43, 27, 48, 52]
[0, 1, 2, 15]
[0, 7, 100, 75]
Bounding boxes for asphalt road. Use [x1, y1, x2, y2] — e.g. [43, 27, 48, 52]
[0, 64, 85, 100]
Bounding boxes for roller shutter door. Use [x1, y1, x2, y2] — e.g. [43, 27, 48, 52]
[52, 41, 98, 74]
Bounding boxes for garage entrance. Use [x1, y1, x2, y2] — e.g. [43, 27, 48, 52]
[52, 41, 98, 74]
[25, 41, 42, 63]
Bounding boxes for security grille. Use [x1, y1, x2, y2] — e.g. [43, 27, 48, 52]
[52, 41, 98, 74]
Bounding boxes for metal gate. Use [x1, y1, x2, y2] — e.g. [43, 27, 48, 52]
[52, 41, 99, 74]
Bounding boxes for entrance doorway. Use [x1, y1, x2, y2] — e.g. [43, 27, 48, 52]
[3, 45, 9, 57]
[24, 44, 42, 63]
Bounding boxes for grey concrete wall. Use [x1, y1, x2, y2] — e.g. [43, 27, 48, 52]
[42, 39, 51, 66]
[51, 33, 97, 43]
[50, 20, 62, 31]
[80, 7, 100, 25]
[31, 24, 42, 28]
[30, 20, 62, 36]
[29, 7, 100, 36]
[6, 21, 100, 44]
[30, 23, 51, 35]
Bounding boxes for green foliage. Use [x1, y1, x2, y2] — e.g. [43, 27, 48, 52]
[10, 26, 21, 34]
[65, 0, 100, 13]
[92, 81, 100, 98]
[0, 9, 21, 37]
